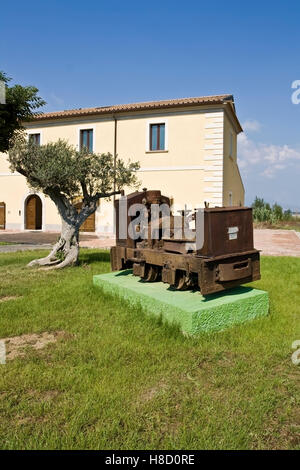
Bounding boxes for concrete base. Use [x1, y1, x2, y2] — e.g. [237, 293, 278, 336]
[93, 270, 269, 335]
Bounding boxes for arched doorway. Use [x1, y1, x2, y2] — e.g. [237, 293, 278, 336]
[0, 202, 5, 229]
[25, 195, 42, 230]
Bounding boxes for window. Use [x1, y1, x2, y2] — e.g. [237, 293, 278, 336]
[80, 129, 93, 152]
[229, 191, 233, 206]
[29, 133, 40, 145]
[150, 123, 165, 151]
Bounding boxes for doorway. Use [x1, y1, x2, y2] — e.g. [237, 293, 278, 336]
[0, 202, 5, 229]
[25, 195, 42, 230]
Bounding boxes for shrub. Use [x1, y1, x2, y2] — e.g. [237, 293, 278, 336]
[252, 197, 293, 224]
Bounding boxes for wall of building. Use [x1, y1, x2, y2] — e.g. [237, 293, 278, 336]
[222, 112, 245, 206]
[0, 105, 244, 232]
[0, 164, 60, 230]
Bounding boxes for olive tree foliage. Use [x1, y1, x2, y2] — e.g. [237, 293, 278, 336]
[9, 134, 140, 269]
[0, 71, 45, 152]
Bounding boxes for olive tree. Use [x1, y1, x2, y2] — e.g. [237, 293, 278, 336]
[9, 134, 139, 269]
[0, 71, 45, 152]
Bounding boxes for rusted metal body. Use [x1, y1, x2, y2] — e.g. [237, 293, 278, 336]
[111, 190, 260, 295]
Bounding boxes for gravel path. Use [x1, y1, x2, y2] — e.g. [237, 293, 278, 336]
[254, 229, 300, 257]
[0, 244, 53, 253]
[1, 229, 300, 257]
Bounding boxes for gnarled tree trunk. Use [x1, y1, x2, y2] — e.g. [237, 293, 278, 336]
[27, 191, 94, 270]
[28, 218, 80, 269]
[26, 188, 119, 270]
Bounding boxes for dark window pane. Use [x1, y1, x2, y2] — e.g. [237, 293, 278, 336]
[80, 129, 93, 152]
[88, 130, 93, 152]
[150, 124, 165, 151]
[151, 124, 158, 150]
[159, 124, 165, 150]
[82, 131, 87, 149]
[29, 134, 40, 145]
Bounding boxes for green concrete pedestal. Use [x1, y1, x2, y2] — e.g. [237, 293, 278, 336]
[93, 270, 269, 335]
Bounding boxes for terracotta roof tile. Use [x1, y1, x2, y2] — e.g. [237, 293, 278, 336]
[32, 94, 234, 121]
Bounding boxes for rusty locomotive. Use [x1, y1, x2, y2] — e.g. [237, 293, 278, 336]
[111, 189, 260, 295]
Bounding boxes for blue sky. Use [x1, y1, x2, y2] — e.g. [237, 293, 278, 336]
[1, 0, 300, 209]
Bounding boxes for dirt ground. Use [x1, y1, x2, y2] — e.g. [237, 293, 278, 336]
[0, 230, 114, 250]
[253, 229, 300, 257]
[1, 228, 300, 257]
[0, 331, 70, 361]
[0, 230, 102, 245]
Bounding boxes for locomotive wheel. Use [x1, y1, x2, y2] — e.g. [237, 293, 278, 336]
[173, 270, 190, 290]
[142, 264, 160, 282]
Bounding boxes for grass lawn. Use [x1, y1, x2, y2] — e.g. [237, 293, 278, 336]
[0, 250, 299, 450]
[0, 242, 16, 246]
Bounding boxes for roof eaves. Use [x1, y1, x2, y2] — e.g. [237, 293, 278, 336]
[29, 94, 233, 122]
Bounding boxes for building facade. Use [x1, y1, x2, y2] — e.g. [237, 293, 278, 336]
[0, 94, 244, 233]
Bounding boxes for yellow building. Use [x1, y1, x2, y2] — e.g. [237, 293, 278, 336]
[0, 94, 244, 234]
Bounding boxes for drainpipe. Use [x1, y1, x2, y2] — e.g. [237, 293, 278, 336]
[112, 115, 118, 235]
[113, 115, 117, 202]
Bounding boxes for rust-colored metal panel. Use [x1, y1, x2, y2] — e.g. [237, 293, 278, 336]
[0, 202, 5, 230]
[110, 246, 127, 271]
[111, 190, 261, 296]
[197, 207, 254, 258]
[218, 258, 252, 281]
[115, 190, 170, 248]
[199, 252, 260, 295]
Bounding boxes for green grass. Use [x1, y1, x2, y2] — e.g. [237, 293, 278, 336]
[0, 242, 16, 245]
[0, 250, 299, 450]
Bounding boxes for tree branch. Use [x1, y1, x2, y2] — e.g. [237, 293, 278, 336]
[91, 190, 121, 202]
[77, 191, 122, 225]
[80, 180, 89, 201]
[47, 189, 77, 226]
[15, 165, 42, 188]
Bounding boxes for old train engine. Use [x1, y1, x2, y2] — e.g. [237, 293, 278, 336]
[111, 190, 260, 296]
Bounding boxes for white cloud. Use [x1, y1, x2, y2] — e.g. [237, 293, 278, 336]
[261, 164, 286, 178]
[242, 120, 261, 132]
[238, 132, 300, 178]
